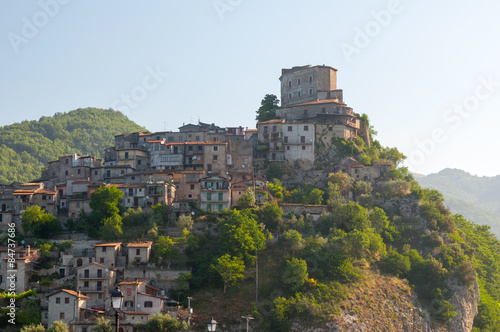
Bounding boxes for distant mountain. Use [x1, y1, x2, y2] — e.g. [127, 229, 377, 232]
[0, 108, 147, 183]
[416, 168, 500, 236]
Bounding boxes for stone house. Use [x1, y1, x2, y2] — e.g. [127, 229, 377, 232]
[12, 183, 59, 217]
[0, 184, 15, 231]
[231, 178, 267, 207]
[171, 171, 204, 214]
[93, 242, 122, 268]
[200, 176, 231, 212]
[126, 241, 153, 265]
[47, 289, 89, 327]
[42, 154, 101, 184]
[256, 119, 286, 161]
[0, 246, 39, 293]
[76, 262, 116, 311]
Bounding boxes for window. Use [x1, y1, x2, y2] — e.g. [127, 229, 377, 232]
[213, 155, 218, 161]
[100, 258, 104, 264]
[94, 170, 98, 175]
[213, 146, 218, 151]
[288, 93, 292, 100]
[196, 136, 200, 141]
[297, 78, 301, 85]
[65, 170, 68, 176]
[287, 146, 290, 150]
[302, 146, 306, 150]
[309, 75, 313, 82]
[121, 170, 125, 174]
[56, 297, 60, 304]
[288, 126, 292, 132]
[263, 126, 268, 134]
[125, 152, 129, 159]
[298, 91, 301, 97]
[84, 281, 89, 288]
[136, 248, 140, 255]
[78, 169, 81, 175]
[207, 193, 212, 201]
[179, 136, 183, 142]
[304, 125, 308, 131]
[207, 204, 212, 211]
[190, 184, 195, 190]
[309, 88, 313, 95]
[60, 313, 65, 319]
[284, 136, 288, 143]
[125, 301, 134, 307]
[188, 194, 192, 198]
[0, 214, 2, 222]
[42, 195, 46, 200]
[218, 193, 223, 201]
[301, 136, 306, 143]
[66, 158, 68, 164]
[303, 109, 308, 117]
[322, 107, 326, 113]
[329, 126, 333, 131]
[288, 81, 291, 87]
[144, 301, 153, 308]
[65, 297, 69, 304]
[138, 160, 141, 165]
[218, 204, 223, 211]
[83, 328, 87, 332]
[188, 146, 193, 151]
[97, 269, 102, 278]
[272, 125, 277, 132]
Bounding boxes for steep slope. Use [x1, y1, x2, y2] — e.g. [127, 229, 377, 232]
[0, 108, 147, 183]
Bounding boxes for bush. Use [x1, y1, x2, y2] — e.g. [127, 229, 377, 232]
[380, 251, 411, 277]
[282, 258, 308, 292]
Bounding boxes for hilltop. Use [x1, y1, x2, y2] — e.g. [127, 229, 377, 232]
[416, 168, 500, 237]
[0, 108, 147, 183]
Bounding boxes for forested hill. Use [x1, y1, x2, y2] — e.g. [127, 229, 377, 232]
[0, 108, 147, 183]
[416, 168, 500, 237]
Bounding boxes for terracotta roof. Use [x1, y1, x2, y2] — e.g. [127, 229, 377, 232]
[123, 311, 150, 315]
[75, 262, 116, 270]
[349, 163, 365, 168]
[138, 291, 167, 299]
[93, 242, 122, 247]
[113, 183, 146, 188]
[147, 140, 164, 143]
[20, 183, 42, 186]
[373, 161, 392, 166]
[117, 278, 148, 285]
[126, 241, 153, 248]
[245, 129, 258, 132]
[146, 284, 162, 291]
[257, 119, 285, 125]
[164, 141, 227, 146]
[48, 289, 89, 299]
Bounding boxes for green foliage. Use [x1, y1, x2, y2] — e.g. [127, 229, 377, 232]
[21, 206, 62, 238]
[420, 200, 455, 233]
[283, 229, 304, 253]
[282, 257, 308, 292]
[0, 108, 147, 183]
[212, 254, 245, 293]
[135, 313, 188, 331]
[353, 181, 372, 196]
[237, 187, 255, 208]
[93, 316, 112, 332]
[176, 214, 194, 231]
[21, 324, 46, 332]
[268, 178, 284, 199]
[380, 251, 411, 277]
[152, 236, 178, 263]
[99, 213, 123, 241]
[47, 321, 69, 332]
[307, 188, 324, 205]
[217, 210, 266, 264]
[327, 171, 353, 196]
[88, 185, 123, 236]
[380, 179, 411, 197]
[257, 202, 283, 232]
[256, 94, 280, 122]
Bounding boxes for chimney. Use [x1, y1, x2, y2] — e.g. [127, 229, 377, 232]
[27, 245, 30, 257]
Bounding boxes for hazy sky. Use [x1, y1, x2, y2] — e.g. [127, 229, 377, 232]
[1, 0, 500, 176]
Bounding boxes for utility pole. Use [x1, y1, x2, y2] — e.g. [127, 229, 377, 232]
[187, 296, 193, 331]
[255, 247, 258, 304]
[242, 315, 254, 332]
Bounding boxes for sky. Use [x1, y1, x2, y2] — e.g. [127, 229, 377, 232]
[1, 0, 500, 177]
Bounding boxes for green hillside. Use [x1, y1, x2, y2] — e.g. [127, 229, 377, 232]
[0, 108, 147, 183]
[416, 169, 500, 237]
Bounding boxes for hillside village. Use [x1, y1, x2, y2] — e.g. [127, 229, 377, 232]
[0, 65, 430, 331]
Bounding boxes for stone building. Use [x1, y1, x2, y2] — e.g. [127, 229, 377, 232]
[47, 289, 89, 327]
[200, 176, 231, 212]
[76, 262, 117, 311]
[0, 246, 39, 293]
[126, 241, 153, 265]
[93, 242, 122, 268]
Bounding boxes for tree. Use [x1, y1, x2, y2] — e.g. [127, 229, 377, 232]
[135, 313, 188, 331]
[176, 214, 194, 231]
[21, 206, 62, 238]
[283, 229, 303, 253]
[47, 321, 69, 332]
[237, 187, 255, 208]
[380, 251, 411, 277]
[282, 258, 308, 292]
[218, 210, 266, 263]
[88, 185, 123, 236]
[268, 178, 284, 199]
[100, 213, 123, 241]
[152, 236, 178, 264]
[258, 202, 283, 233]
[256, 94, 279, 122]
[93, 316, 112, 332]
[327, 171, 353, 196]
[20, 324, 45, 332]
[212, 253, 245, 293]
[306, 188, 324, 205]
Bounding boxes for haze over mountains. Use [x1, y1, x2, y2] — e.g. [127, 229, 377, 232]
[416, 168, 500, 237]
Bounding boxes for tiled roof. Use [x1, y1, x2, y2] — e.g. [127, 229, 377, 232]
[126, 241, 153, 248]
[118, 278, 148, 285]
[75, 262, 116, 270]
[93, 242, 122, 247]
[123, 311, 150, 315]
[164, 141, 227, 146]
[48, 289, 89, 299]
[257, 119, 286, 125]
